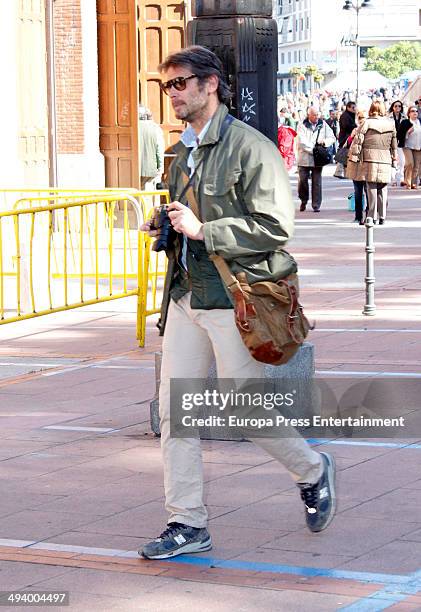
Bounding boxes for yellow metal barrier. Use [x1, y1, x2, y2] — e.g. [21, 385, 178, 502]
[1, 188, 138, 210]
[0, 193, 148, 344]
[136, 191, 169, 318]
[0, 188, 171, 345]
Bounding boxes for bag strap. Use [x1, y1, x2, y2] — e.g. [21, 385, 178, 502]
[210, 254, 248, 327]
[315, 123, 323, 145]
[177, 153, 207, 207]
[209, 253, 242, 293]
[180, 155, 208, 218]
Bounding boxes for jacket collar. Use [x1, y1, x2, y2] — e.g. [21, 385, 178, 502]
[303, 118, 323, 130]
[200, 103, 229, 146]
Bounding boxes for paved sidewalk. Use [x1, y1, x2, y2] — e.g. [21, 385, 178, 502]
[0, 174, 420, 611]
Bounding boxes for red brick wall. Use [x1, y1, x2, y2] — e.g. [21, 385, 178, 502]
[54, 0, 84, 154]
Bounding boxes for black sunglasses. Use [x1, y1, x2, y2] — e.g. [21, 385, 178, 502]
[159, 74, 198, 94]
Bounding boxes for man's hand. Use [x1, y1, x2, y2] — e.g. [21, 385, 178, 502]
[140, 218, 158, 237]
[167, 201, 204, 240]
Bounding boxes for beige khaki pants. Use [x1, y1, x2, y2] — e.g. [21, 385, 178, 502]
[403, 148, 421, 187]
[159, 293, 323, 528]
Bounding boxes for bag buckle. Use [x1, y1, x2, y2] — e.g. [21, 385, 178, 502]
[237, 320, 251, 332]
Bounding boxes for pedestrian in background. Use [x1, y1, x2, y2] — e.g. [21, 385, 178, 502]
[326, 109, 340, 157]
[326, 109, 340, 139]
[278, 107, 293, 127]
[415, 98, 421, 122]
[413, 98, 421, 185]
[289, 111, 299, 131]
[338, 101, 357, 148]
[346, 110, 368, 225]
[388, 100, 406, 187]
[138, 106, 165, 190]
[296, 107, 335, 212]
[277, 123, 297, 171]
[397, 106, 421, 190]
[347, 101, 397, 225]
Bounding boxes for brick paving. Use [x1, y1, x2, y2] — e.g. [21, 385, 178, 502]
[0, 174, 420, 610]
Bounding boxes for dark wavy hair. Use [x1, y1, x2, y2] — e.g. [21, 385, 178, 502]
[158, 45, 232, 105]
[388, 100, 403, 114]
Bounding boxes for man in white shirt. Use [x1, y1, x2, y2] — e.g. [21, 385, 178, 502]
[296, 107, 335, 212]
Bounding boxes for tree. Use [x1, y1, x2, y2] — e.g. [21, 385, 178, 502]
[289, 66, 305, 93]
[365, 42, 421, 79]
[306, 64, 323, 91]
[313, 72, 324, 88]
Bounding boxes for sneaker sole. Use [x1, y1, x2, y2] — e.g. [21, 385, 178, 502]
[140, 537, 212, 560]
[314, 452, 337, 532]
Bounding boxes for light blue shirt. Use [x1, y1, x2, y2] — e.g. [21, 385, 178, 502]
[181, 119, 212, 177]
[179, 119, 211, 269]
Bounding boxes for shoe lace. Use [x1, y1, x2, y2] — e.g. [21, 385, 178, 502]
[158, 522, 185, 540]
[299, 483, 318, 510]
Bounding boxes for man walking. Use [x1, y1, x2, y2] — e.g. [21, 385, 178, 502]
[297, 107, 335, 212]
[338, 101, 357, 148]
[138, 106, 165, 190]
[326, 109, 340, 157]
[326, 109, 339, 139]
[140, 46, 336, 560]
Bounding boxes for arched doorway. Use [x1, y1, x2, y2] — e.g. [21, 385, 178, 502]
[97, 0, 187, 188]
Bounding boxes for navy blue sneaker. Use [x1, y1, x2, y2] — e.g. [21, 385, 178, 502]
[140, 522, 212, 560]
[298, 452, 336, 533]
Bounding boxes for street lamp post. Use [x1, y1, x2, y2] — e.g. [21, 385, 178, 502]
[342, 0, 372, 102]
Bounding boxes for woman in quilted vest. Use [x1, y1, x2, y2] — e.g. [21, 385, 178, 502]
[346, 101, 397, 225]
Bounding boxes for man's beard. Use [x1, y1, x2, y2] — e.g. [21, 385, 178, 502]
[173, 91, 207, 123]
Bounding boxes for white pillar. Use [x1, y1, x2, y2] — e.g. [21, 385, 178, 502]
[0, 3, 24, 193]
[57, 0, 105, 188]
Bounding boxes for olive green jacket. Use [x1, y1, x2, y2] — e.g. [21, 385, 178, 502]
[158, 103, 297, 334]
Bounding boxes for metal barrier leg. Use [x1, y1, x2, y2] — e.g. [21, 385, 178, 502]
[137, 232, 147, 347]
[137, 289, 146, 346]
[363, 217, 376, 316]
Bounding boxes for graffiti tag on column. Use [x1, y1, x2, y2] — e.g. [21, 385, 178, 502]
[241, 87, 256, 123]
